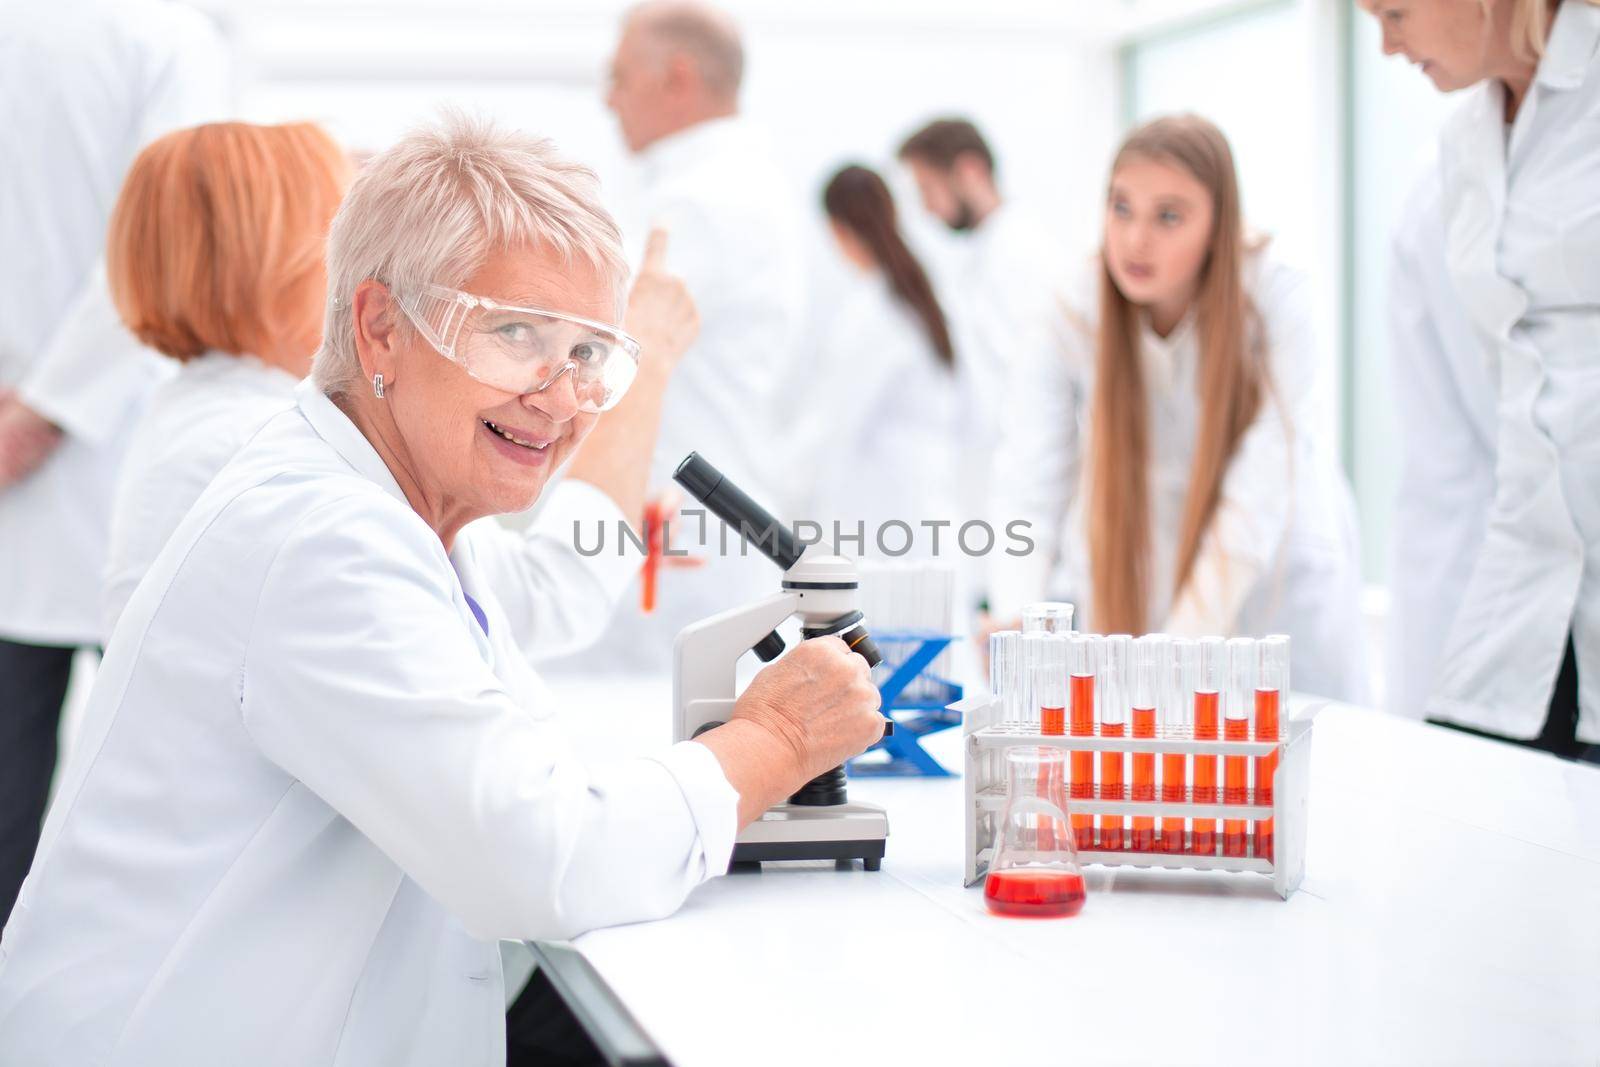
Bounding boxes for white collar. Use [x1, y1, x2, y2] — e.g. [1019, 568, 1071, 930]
[1536, 0, 1600, 92]
[294, 379, 411, 510]
[639, 115, 746, 178]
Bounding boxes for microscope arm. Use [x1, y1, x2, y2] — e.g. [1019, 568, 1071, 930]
[673, 590, 800, 742]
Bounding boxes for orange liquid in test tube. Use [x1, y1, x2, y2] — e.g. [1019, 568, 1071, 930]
[1254, 688, 1279, 862]
[1069, 673, 1095, 850]
[1041, 705, 1065, 735]
[1223, 717, 1249, 857]
[1160, 750, 1187, 851]
[1131, 707, 1156, 851]
[1099, 720, 1125, 850]
[1191, 690, 1218, 856]
[1253, 637, 1289, 865]
[1161, 637, 1192, 854]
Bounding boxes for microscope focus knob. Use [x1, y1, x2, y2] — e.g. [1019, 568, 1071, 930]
[839, 624, 882, 669]
[752, 630, 786, 663]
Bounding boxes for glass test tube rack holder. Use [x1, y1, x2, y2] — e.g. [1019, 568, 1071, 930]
[952, 693, 1320, 900]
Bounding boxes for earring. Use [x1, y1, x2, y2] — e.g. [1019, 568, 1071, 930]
[372, 373, 385, 399]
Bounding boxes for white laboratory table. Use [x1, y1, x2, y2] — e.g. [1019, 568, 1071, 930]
[546, 677, 1600, 1066]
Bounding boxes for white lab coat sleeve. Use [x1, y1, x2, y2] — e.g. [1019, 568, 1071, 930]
[467, 480, 639, 661]
[239, 495, 738, 942]
[15, 15, 229, 443]
[16, 266, 168, 444]
[1164, 264, 1312, 636]
[986, 305, 1083, 620]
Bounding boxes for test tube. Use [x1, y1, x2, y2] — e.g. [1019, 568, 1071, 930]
[1097, 635, 1131, 850]
[1190, 637, 1224, 856]
[1029, 635, 1068, 735]
[989, 630, 1023, 724]
[1021, 601, 1075, 634]
[1020, 631, 1060, 731]
[1254, 635, 1289, 863]
[1067, 633, 1100, 850]
[1129, 634, 1165, 851]
[1223, 637, 1254, 858]
[1160, 637, 1193, 852]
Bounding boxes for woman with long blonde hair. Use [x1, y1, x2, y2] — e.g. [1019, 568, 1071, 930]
[990, 114, 1366, 700]
[1366, 0, 1600, 759]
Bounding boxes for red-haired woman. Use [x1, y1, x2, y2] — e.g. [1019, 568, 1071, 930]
[990, 115, 1367, 701]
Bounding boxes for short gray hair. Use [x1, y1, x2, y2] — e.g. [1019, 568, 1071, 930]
[312, 111, 630, 397]
[631, 1, 744, 100]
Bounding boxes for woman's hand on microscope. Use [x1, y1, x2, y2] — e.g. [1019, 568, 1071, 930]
[694, 636, 885, 828]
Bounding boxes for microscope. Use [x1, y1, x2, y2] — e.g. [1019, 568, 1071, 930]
[671, 453, 890, 871]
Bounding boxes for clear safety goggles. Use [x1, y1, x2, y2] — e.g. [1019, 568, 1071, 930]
[398, 284, 640, 413]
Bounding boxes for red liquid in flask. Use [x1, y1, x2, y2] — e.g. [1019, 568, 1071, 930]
[1130, 707, 1156, 851]
[1223, 717, 1249, 857]
[1255, 688, 1280, 863]
[1191, 690, 1219, 856]
[1069, 673, 1095, 851]
[984, 869, 1087, 918]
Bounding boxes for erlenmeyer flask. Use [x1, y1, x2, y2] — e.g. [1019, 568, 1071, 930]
[984, 746, 1087, 918]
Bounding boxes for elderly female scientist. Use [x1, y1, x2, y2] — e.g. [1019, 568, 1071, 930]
[0, 114, 885, 1066]
[101, 119, 691, 668]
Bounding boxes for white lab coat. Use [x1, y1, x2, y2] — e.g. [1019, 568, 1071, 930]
[0, 0, 229, 646]
[788, 273, 962, 550]
[0, 381, 738, 1066]
[573, 117, 806, 673]
[103, 352, 636, 656]
[989, 252, 1369, 702]
[1385, 165, 1498, 721]
[1409, 0, 1600, 742]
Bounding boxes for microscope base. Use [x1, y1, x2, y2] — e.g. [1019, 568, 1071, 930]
[730, 801, 888, 870]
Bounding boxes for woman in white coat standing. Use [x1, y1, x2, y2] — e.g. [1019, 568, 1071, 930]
[790, 164, 962, 551]
[1367, 0, 1600, 760]
[0, 0, 228, 930]
[0, 115, 885, 1067]
[989, 115, 1367, 701]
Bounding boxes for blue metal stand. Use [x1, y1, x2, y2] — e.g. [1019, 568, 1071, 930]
[849, 630, 964, 777]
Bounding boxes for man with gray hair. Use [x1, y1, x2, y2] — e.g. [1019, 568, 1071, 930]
[584, 0, 806, 674]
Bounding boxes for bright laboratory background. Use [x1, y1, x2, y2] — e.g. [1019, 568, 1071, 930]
[176, 0, 1457, 700]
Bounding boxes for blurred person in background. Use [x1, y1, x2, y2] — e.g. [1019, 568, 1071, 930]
[0, 0, 229, 928]
[896, 118, 1066, 607]
[1366, 0, 1600, 760]
[592, 0, 806, 674]
[988, 115, 1367, 701]
[100, 120, 698, 675]
[787, 164, 962, 560]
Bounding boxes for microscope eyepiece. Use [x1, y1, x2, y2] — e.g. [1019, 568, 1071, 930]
[672, 453, 804, 570]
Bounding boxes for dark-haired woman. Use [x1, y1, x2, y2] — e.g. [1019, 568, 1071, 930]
[790, 164, 964, 561]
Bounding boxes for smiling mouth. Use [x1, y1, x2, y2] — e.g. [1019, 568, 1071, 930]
[481, 418, 551, 451]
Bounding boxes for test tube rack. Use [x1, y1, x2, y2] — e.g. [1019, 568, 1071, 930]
[954, 694, 1319, 900]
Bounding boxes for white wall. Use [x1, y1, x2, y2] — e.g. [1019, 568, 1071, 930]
[1123, 0, 1343, 452]
[220, 2, 1120, 270]
[1347, 11, 1458, 583]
